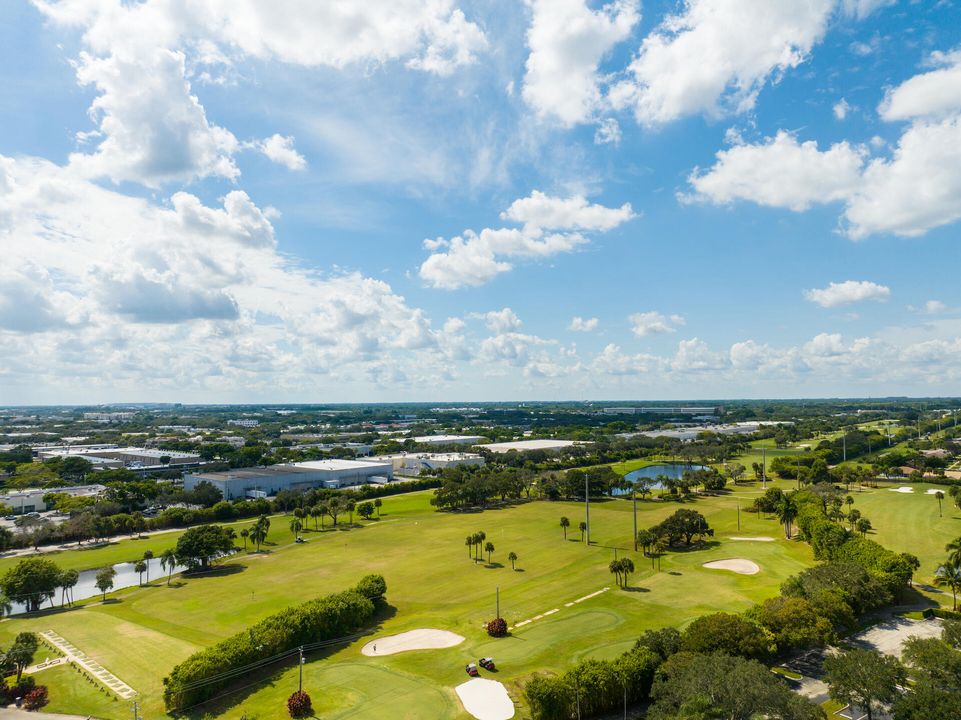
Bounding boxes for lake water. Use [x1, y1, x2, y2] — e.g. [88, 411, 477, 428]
[8, 555, 187, 616]
[619, 463, 709, 493]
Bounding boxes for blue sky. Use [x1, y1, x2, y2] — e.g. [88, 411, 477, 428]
[1, 0, 960, 404]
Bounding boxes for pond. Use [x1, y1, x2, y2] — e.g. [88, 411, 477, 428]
[8, 555, 188, 616]
[617, 463, 710, 493]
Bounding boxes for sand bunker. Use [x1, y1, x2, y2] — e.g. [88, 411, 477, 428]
[703, 558, 760, 575]
[456, 678, 515, 720]
[889, 486, 914, 494]
[926, 488, 945, 495]
[728, 536, 776, 542]
[361, 628, 464, 656]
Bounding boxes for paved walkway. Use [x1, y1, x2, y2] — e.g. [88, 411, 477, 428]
[39, 631, 136, 700]
[509, 587, 610, 631]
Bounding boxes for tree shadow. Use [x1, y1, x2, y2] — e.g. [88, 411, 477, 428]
[667, 571, 682, 576]
[512, 568, 525, 573]
[622, 586, 650, 593]
[483, 562, 504, 569]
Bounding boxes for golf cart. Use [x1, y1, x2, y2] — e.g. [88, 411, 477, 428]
[465, 663, 479, 677]
[479, 657, 496, 671]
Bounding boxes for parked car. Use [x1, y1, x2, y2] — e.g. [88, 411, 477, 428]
[479, 657, 496, 671]
[465, 663, 479, 677]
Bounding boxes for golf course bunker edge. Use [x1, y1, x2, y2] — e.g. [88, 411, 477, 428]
[702, 558, 761, 575]
[361, 628, 465, 656]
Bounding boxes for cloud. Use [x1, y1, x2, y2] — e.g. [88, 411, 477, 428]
[684, 131, 864, 211]
[925, 300, 947, 314]
[609, 0, 835, 125]
[0, 153, 443, 394]
[569, 316, 599, 332]
[840, 0, 895, 19]
[804, 280, 891, 308]
[594, 118, 622, 145]
[833, 98, 851, 120]
[256, 134, 307, 171]
[420, 191, 635, 289]
[522, 0, 639, 125]
[477, 308, 523, 334]
[629, 311, 685, 337]
[500, 190, 635, 230]
[878, 48, 961, 122]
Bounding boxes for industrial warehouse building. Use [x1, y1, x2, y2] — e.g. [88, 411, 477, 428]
[369, 452, 485, 475]
[480, 439, 589, 454]
[183, 459, 393, 500]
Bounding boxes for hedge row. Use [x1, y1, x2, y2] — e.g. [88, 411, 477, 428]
[163, 575, 385, 710]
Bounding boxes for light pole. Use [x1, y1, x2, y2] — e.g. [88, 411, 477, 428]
[298, 646, 304, 692]
[584, 474, 590, 546]
[736, 501, 740, 531]
[632, 488, 637, 552]
[761, 447, 767, 489]
[496, 586, 500, 619]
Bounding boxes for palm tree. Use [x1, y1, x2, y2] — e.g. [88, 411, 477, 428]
[0, 593, 11, 618]
[293, 507, 306, 532]
[249, 523, 267, 552]
[560, 516, 570, 539]
[935, 559, 961, 611]
[935, 491, 945, 518]
[143, 550, 153, 584]
[579, 521, 587, 542]
[474, 531, 486, 562]
[240, 528, 249, 551]
[484, 541, 494, 564]
[161, 548, 177, 585]
[848, 508, 861, 531]
[465, 535, 474, 559]
[59, 569, 79, 607]
[856, 517, 873, 537]
[636, 529, 655, 556]
[775, 494, 798, 539]
[946, 536, 961, 567]
[609, 559, 623, 587]
[949, 484, 961, 511]
[620, 558, 635, 588]
[134, 559, 147, 586]
[347, 500, 356, 525]
[374, 498, 382, 517]
[508, 551, 518, 570]
[289, 517, 302, 540]
[310, 505, 322, 531]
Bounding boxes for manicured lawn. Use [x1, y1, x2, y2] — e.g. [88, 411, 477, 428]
[0, 488, 817, 718]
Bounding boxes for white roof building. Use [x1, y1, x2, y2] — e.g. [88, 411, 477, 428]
[481, 439, 587, 454]
[413, 434, 487, 446]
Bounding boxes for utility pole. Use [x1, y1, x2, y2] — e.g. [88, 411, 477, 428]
[796, 455, 801, 490]
[496, 586, 500, 619]
[842, 434, 847, 463]
[736, 501, 740, 531]
[632, 488, 637, 552]
[299, 646, 304, 693]
[131, 700, 141, 720]
[761, 447, 767, 489]
[584, 474, 590, 546]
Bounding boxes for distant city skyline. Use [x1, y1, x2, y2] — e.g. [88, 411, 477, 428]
[2, 1, 960, 403]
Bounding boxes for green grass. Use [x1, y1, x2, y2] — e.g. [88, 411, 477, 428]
[0, 488, 816, 718]
[29, 662, 125, 717]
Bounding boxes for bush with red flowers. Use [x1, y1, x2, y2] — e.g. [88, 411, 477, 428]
[287, 689, 313, 718]
[486, 617, 508, 637]
[23, 685, 49, 711]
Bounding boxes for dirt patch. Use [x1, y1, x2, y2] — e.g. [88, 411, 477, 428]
[703, 558, 760, 575]
[361, 628, 464, 656]
[456, 677, 515, 720]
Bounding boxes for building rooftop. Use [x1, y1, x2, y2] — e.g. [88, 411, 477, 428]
[481, 439, 585, 453]
[413, 434, 486, 444]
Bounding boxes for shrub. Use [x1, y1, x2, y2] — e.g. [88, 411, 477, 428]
[287, 690, 312, 718]
[681, 612, 775, 660]
[355, 574, 387, 602]
[487, 617, 508, 637]
[164, 577, 384, 710]
[23, 685, 48, 710]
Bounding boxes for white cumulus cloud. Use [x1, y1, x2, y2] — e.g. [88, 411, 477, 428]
[569, 316, 599, 332]
[629, 311, 685, 337]
[804, 280, 891, 308]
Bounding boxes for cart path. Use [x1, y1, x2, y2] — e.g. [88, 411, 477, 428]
[509, 587, 610, 630]
[40, 630, 137, 700]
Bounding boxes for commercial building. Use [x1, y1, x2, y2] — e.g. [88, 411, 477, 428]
[600, 406, 721, 416]
[228, 419, 260, 428]
[2, 484, 106, 514]
[370, 452, 485, 475]
[82, 412, 134, 423]
[413, 434, 486, 446]
[36, 446, 202, 469]
[183, 459, 394, 500]
[480, 439, 587, 454]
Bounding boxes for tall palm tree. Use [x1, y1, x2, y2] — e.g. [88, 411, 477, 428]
[935, 491, 945, 518]
[508, 551, 518, 570]
[465, 535, 474, 558]
[240, 528, 249, 551]
[560, 516, 570, 540]
[609, 559, 622, 587]
[484, 541, 494, 564]
[310, 505, 321, 531]
[134, 559, 147, 586]
[161, 548, 177, 585]
[775, 494, 798, 539]
[347, 500, 356, 526]
[290, 517, 302, 540]
[935, 559, 961, 611]
[143, 550, 154, 584]
[579, 521, 587, 542]
[475, 531, 486, 561]
[60, 569, 79, 607]
[620, 558, 635, 588]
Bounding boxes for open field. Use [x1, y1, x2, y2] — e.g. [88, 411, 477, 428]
[0, 488, 815, 719]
